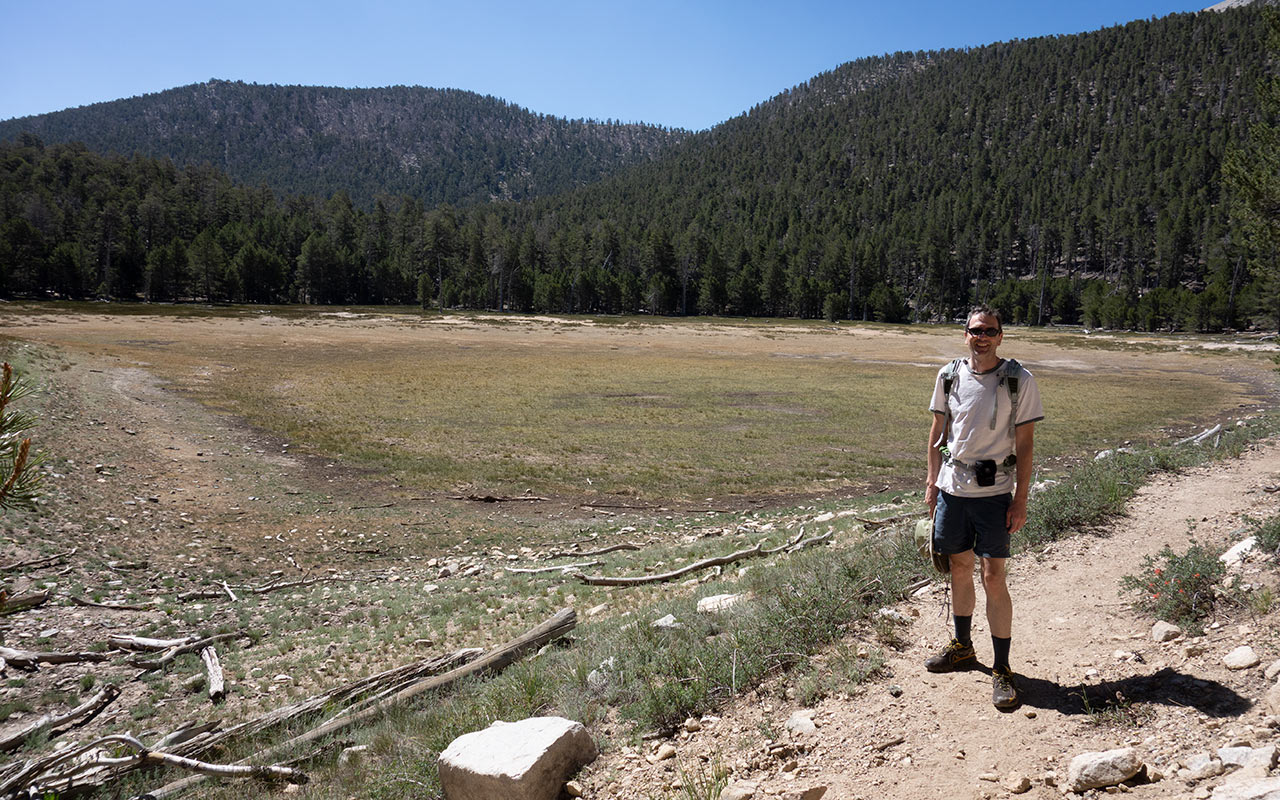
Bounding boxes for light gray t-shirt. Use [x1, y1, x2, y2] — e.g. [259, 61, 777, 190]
[929, 358, 1044, 497]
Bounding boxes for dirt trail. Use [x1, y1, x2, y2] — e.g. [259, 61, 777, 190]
[587, 440, 1280, 799]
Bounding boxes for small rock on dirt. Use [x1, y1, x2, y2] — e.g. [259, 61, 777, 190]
[1002, 772, 1032, 794]
[786, 710, 818, 736]
[1068, 747, 1142, 792]
[1264, 659, 1280, 682]
[782, 787, 827, 800]
[720, 780, 759, 800]
[1224, 646, 1261, 670]
[1152, 621, 1182, 642]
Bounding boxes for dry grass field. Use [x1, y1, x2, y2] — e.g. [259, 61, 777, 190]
[0, 303, 1275, 799]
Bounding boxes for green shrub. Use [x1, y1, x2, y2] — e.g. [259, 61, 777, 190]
[1120, 541, 1227, 632]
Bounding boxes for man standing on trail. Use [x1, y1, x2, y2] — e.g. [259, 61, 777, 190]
[924, 305, 1043, 709]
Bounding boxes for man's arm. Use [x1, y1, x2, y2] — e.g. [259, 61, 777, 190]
[926, 412, 946, 515]
[1007, 421, 1035, 534]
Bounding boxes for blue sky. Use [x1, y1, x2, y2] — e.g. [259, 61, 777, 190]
[2, 0, 1220, 131]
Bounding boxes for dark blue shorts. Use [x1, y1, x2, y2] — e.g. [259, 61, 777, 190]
[933, 491, 1012, 559]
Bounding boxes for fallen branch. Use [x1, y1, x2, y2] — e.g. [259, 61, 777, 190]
[0, 548, 75, 572]
[172, 646, 484, 761]
[1176, 424, 1223, 446]
[143, 608, 577, 800]
[0, 645, 111, 671]
[507, 560, 601, 575]
[72, 596, 153, 611]
[350, 502, 395, 510]
[0, 733, 307, 800]
[452, 493, 549, 503]
[547, 542, 641, 559]
[176, 575, 353, 602]
[573, 543, 768, 587]
[201, 647, 225, 703]
[0, 685, 120, 753]
[109, 634, 198, 652]
[130, 632, 249, 672]
[854, 514, 913, 529]
[0, 589, 51, 615]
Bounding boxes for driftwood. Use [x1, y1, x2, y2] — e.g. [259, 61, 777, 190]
[130, 632, 248, 672]
[171, 647, 484, 762]
[573, 532, 832, 587]
[176, 575, 352, 602]
[507, 560, 601, 575]
[547, 542, 641, 559]
[0, 644, 111, 671]
[0, 733, 306, 800]
[854, 513, 913, 529]
[72, 595, 153, 611]
[0, 588, 51, 615]
[0, 548, 75, 572]
[142, 608, 577, 800]
[1176, 424, 1224, 446]
[110, 634, 198, 652]
[453, 493, 548, 503]
[200, 647, 225, 703]
[0, 685, 120, 753]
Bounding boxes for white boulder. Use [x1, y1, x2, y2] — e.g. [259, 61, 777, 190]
[438, 717, 598, 800]
[1068, 747, 1142, 792]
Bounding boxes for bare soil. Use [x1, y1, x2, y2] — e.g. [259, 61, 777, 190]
[1, 312, 1278, 800]
[582, 440, 1280, 800]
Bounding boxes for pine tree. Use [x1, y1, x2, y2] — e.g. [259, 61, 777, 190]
[0, 363, 41, 511]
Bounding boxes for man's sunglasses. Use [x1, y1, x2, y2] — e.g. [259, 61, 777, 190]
[966, 326, 1002, 337]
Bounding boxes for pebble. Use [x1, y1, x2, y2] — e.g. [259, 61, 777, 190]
[1223, 646, 1260, 670]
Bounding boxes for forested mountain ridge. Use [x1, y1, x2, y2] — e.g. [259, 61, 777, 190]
[0, 81, 688, 207]
[1, 7, 1277, 331]
[516, 8, 1269, 325]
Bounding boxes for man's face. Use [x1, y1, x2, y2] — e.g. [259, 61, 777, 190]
[965, 312, 1003, 360]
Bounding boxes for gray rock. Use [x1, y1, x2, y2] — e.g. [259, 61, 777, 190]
[1220, 537, 1258, 565]
[1002, 772, 1032, 794]
[438, 717, 597, 800]
[1224, 646, 1261, 670]
[1221, 747, 1255, 768]
[1152, 621, 1183, 642]
[875, 607, 912, 625]
[720, 781, 759, 800]
[1268, 682, 1280, 717]
[1209, 777, 1280, 800]
[785, 710, 818, 736]
[697, 594, 746, 614]
[651, 614, 683, 629]
[1068, 748, 1143, 792]
[1186, 753, 1225, 781]
[782, 788, 827, 800]
[1265, 660, 1280, 682]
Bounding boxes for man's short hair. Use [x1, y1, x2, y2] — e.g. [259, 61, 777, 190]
[966, 304, 1003, 330]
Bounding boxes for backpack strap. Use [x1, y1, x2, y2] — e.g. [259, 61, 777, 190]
[936, 358, 964, 451]
[998, 358, 1024, 437]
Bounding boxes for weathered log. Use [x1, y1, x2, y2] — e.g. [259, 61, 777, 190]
[573, 543, 767, 586]
[547, 542, 641, 558]
[0, 548, 76, 572]
[109, 634, 198, 652]
[0, 684, 120, 753]
[573, 533, 832, 587]
[176, 575, 353, 603]
[142, 608, 577, 800]
[0, 733, 306, 800]
[130, 632, 247, 672]
[200, 647, 225, 703]
[72, 595, 153, 611]
[453, 493, 549, 503]
[172, 647, 484, 760]
[0, 589, 51, 615]
[0, 645, 111, 671]
[507, 560, 601, 575]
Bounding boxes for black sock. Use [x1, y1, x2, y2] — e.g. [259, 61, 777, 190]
[953, 615, 972, 647]
[992, 636, 1011, 672]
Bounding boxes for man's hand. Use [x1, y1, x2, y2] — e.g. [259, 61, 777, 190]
[1006, 495, 1028, 534]
[925, 482, 939, 516]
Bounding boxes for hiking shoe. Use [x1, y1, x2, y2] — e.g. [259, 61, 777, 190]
[992, 667, 1019, 709]
[924, 639, 977, 673]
